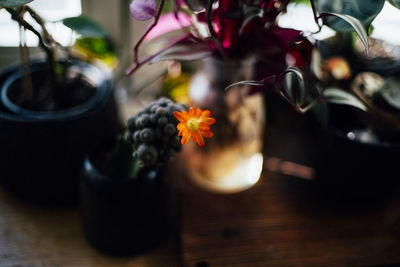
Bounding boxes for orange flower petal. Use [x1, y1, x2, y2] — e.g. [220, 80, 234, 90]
[174, 111, 188, 122]
[199, 129, 213, 138]
[203, 117, 215, 125]
[174, 106, 215, 147]
[188, 107, 195, 116]
[201, 109, 211, 117]
[192, 131, 205, 147]
[181, 127, 190, 136]
[177, 122, 186, 131]
[195, 108, 202, 118]
[198, 122, 210, 131]
[181, 131, 191, 145]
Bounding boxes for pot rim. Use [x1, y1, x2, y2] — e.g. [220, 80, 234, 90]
[324, 118, 400, 149]
[0, 59, 112, 122]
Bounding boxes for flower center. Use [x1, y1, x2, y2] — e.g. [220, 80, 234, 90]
[187, 118, 200, 131]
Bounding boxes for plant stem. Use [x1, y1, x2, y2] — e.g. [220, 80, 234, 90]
[25, 6, 59, 88]
[6, 6, 58, 94]
[132, 0, 166, 68]
[126, 33, 190, 75]
[19, 25, 33, 102]
[309, 0, 323, 33]
[206, 0, 228, 60]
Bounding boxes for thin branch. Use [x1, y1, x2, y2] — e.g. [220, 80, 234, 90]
[19, 25, 33, 102]
[25, 6, 69, 54]
[132, 0, 166, 66]
[206, 0, 228, 60]
[206, 0, 217, 38]
[126, 33, 191, 75]
[6, 7, 54, 63]
[309, 0, 323, 32]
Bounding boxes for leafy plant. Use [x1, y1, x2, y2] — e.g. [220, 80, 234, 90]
[126, 0, 374, 113]
[310, 4, 400, 141]
[0, 0, 109, 108]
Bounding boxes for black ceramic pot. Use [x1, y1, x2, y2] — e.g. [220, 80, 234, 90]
[263, 91, 321, 168]
[0, 60, 123, 204]
[80, 153, 169, 256]
[313, 103, 400, 197]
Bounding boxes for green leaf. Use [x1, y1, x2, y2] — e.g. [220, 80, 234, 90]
[317, 0, 385, 32]
[387, 0, 400, 8]
[110, 138, 138, 179]
[225, 80, 265, 91]
[239, 6, 264, 34]
[280, 67, 307, 107]
[380, 77, 400, 110]
[320, 12, 369, 53]
[62, 15, 107, 38]
[183, 0, 208, 11]
[0, 0, 33, 7]
[150, 42, 212, 63]
[323, 88, 368, 111]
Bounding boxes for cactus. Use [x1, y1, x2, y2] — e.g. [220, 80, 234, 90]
[127, 97, 187, 167]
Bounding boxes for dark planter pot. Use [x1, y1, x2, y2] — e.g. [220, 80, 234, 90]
[80, 152, 169, 256]
[0, 60, 123, 205]
[263, 92, 400, 200]
[263, 91, 321, 169]
[312, 103, 400, 198]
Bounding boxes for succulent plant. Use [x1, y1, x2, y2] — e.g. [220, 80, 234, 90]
[127, 97, 187, 167]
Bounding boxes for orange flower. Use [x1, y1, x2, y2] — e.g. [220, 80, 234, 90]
[173, 107, 215, 147]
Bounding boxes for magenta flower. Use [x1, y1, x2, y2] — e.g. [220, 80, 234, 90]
[129, 0, 157, 21]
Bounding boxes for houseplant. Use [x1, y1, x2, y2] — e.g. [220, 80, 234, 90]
[127, 0, 370, 193]
[231, 0, 400, 196]
[80, 97, 212, 255]
[0, 0, 123, 204]
[306, 1, 400, 195]
[244, 0, 400, 195]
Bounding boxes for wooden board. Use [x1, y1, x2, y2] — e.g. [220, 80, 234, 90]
[179, 99, 400, 267]
[0, 187, 178, 266]
[179, 169, 400, 267]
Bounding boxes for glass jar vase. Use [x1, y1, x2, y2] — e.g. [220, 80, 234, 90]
[182, 57, 265, 193]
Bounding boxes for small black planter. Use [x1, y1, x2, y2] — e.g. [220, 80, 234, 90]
[80, 152, 169, 256]
[0, 60, 123, 205]
[313, 103, 400, 197]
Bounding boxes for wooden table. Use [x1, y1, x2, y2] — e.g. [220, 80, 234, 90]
[0, 187, 178, 266]
[179, 169, 400, 267]
[1, 97, 400, 266]
[179, 96, 400, 267]
[2, 168, 400, 267]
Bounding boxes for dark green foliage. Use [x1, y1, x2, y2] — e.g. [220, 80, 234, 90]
[317, 0, 385, 32]
[387, 0, 400, 9]
[62, 15, 107, 38]
[0, 0, 32, 8]
[109, 138, 139, 179]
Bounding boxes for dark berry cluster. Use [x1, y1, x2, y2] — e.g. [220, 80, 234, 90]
[126, 97, 187, 167]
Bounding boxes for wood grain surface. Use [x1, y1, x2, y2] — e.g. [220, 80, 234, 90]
[0, 186, 178, 267]
[1, 97, 400, 267]
[179, 96, 400, 267]
[179, 169, 400, 267]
